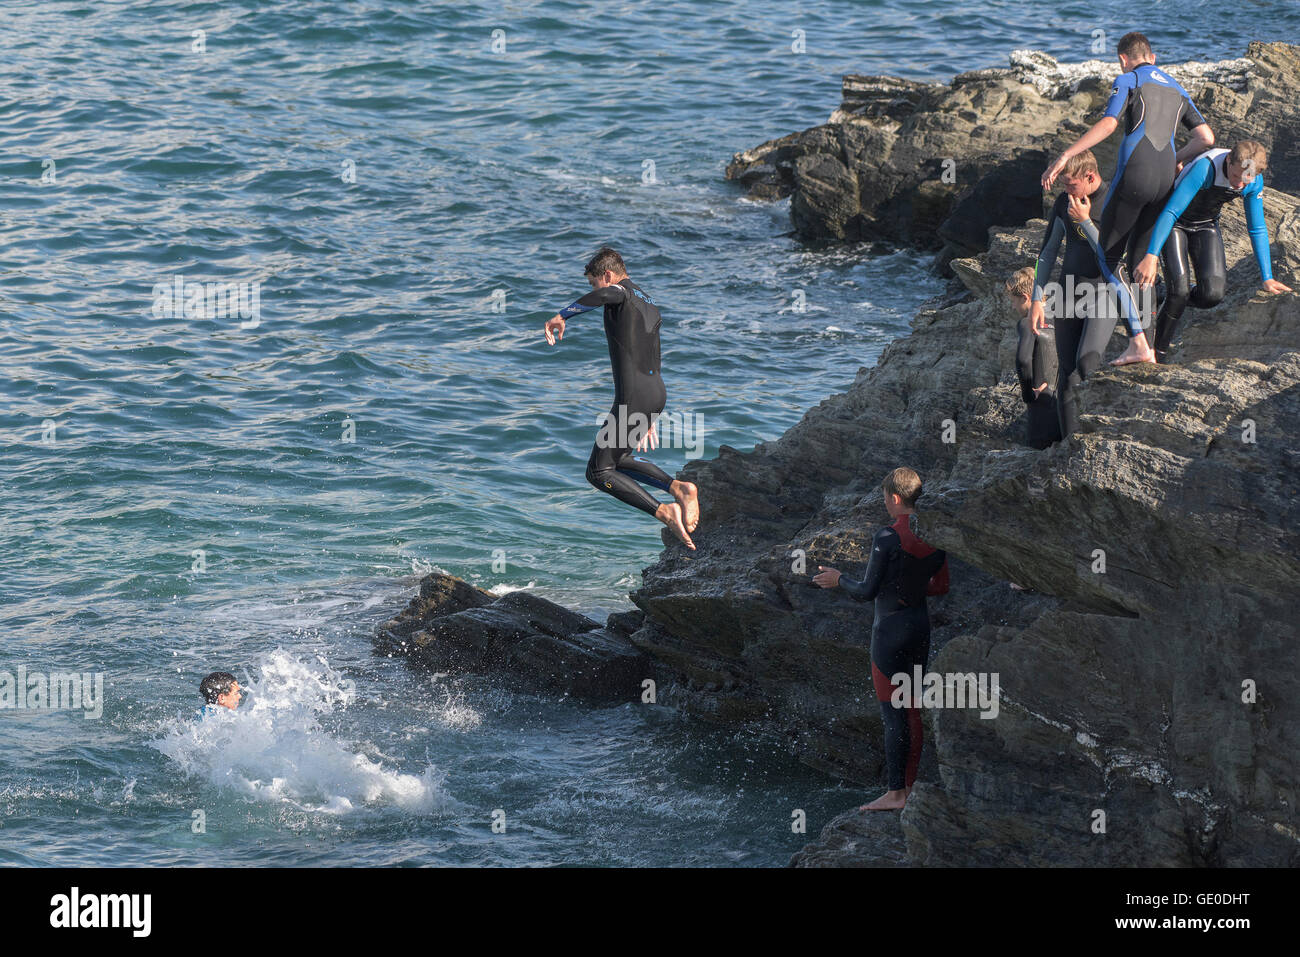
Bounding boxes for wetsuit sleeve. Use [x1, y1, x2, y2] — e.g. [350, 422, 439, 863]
[1179, 89, 1207, 130]
[557, 283, 627, 319]
[1243, 178, 1274, 282]
[837, 528, 894, 602]
[926, 553, 950, 596]
[1015, 320, 1037, 404]
[1102, 74, 1134, 120]
[1146, 157, 1214, 257]
[1033, 207, 1066, 302]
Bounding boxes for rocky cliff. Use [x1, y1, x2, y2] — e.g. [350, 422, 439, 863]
[377, 44, 1300, 867]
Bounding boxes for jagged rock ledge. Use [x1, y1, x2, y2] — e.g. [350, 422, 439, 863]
[376, 43, 1300, 867]
[727, 42, 1299, 272]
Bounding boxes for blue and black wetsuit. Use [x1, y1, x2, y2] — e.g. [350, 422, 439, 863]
[838, 514, 949, 792]
[1097, 63, 1207, 337]
[1033, 182, 1115, 436]
[558, 278, 675, 515]
[1145, 148, 1274, 361]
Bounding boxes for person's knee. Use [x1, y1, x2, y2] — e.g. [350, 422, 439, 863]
[585, 458, 609, 491]
[1077, 352, 1102, 380]
[1198, 275, 1226, 307]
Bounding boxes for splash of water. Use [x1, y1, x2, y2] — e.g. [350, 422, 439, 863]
[154, 650, 449, 814]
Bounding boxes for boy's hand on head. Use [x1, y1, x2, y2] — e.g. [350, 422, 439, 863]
[544, 315, 565, 344]
[812, 566, 841, 588]
[1133, 254, 1160, 287]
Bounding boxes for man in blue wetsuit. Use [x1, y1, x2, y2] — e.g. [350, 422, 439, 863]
[543, 247, 699, 549]
[1042, 32, 1215, 367]
[1131, 140, 1293, 362]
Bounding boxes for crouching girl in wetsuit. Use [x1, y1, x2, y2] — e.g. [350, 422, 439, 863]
[813, 467, 950, 811]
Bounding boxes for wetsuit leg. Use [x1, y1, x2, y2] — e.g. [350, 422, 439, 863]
[1097, 157, 1173, 337]
[871, 608, 930, 792]
[1054, 314, 1084, 438]
[1155, 226, 1191, 361]
[1187, 222, 1227, 309]
[904, 630, 930, 788]
[585, 401, 674, 516]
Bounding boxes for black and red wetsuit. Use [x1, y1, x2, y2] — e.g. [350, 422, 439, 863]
[838, 514, 949, 791]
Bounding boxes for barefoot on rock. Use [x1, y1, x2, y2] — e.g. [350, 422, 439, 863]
[656, 501, 696, 550]
[670, 479, 700, 532]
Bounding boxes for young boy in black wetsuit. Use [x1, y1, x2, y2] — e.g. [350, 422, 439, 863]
[1030, 149, 1115, 437]
[543, 247, 700, 548]
[1042, 31, 1214, 367]
[1006, 267, 1061, 449]
[812, 467, 949, 811]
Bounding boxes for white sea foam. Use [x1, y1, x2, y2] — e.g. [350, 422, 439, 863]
[154, 650, 449, 814]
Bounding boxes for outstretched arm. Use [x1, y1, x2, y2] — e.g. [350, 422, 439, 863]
[1133, 156, 1213, 285]
[1176, 124, 1215, 166]
[833, 529, 894, 602]
[543, 283, 627, 344]
[1042, 117, 1118, 189]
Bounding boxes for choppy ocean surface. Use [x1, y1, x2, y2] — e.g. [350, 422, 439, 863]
[2, 0, 1295, 866]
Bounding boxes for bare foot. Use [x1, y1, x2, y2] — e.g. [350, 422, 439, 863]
[670, 480, 700, 532]
[860, 789, 908, 811]
[1111, 335, 1156, 366]
[655, 502, 696, 550]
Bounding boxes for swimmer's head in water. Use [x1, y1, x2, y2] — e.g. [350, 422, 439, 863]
[585, 246, 628, 287]
[200, 671, 242, 709]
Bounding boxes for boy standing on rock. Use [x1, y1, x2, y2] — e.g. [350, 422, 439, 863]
[1132, 139, 1293, 362]
[1007, 267, 1061, 448]
[1042, 31, 1215, 366]
[812, 467, 949, 811]
[1030, 149, 1114, 438]
[543, 247, 700, 549]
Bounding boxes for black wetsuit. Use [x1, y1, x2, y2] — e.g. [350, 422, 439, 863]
[838, 514, 949, 792]
[1145, 148, 1274, 362]
[1016, 317, 1061, 449]
[1032, 183, 1115, 437]
[558, 278, 674, 516]
[1096, 63, 1206, 337]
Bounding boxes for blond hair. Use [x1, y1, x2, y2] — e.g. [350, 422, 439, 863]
[1062, 149, 1098, 179]
[882, 467, 924, 509]
[1004, 266, 1035, 298]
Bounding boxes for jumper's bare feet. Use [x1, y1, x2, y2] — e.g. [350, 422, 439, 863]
[670, 479, 700, 532]
[861, 788, 909, 811]
[1111, 334, 1156, 366]
[655, 501, 695, 550]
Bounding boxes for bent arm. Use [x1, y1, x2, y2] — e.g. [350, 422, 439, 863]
[838, 530, 893, 602]
[1175, 124, 1215, 166]
[926, 555, 950, 596]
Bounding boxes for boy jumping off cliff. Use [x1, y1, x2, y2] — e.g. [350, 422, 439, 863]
[812, 467, 949, 811]
[1131, 139, 1292, 362]
[543, 247, 700, 549]
[1042, 31, 1214, 367]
